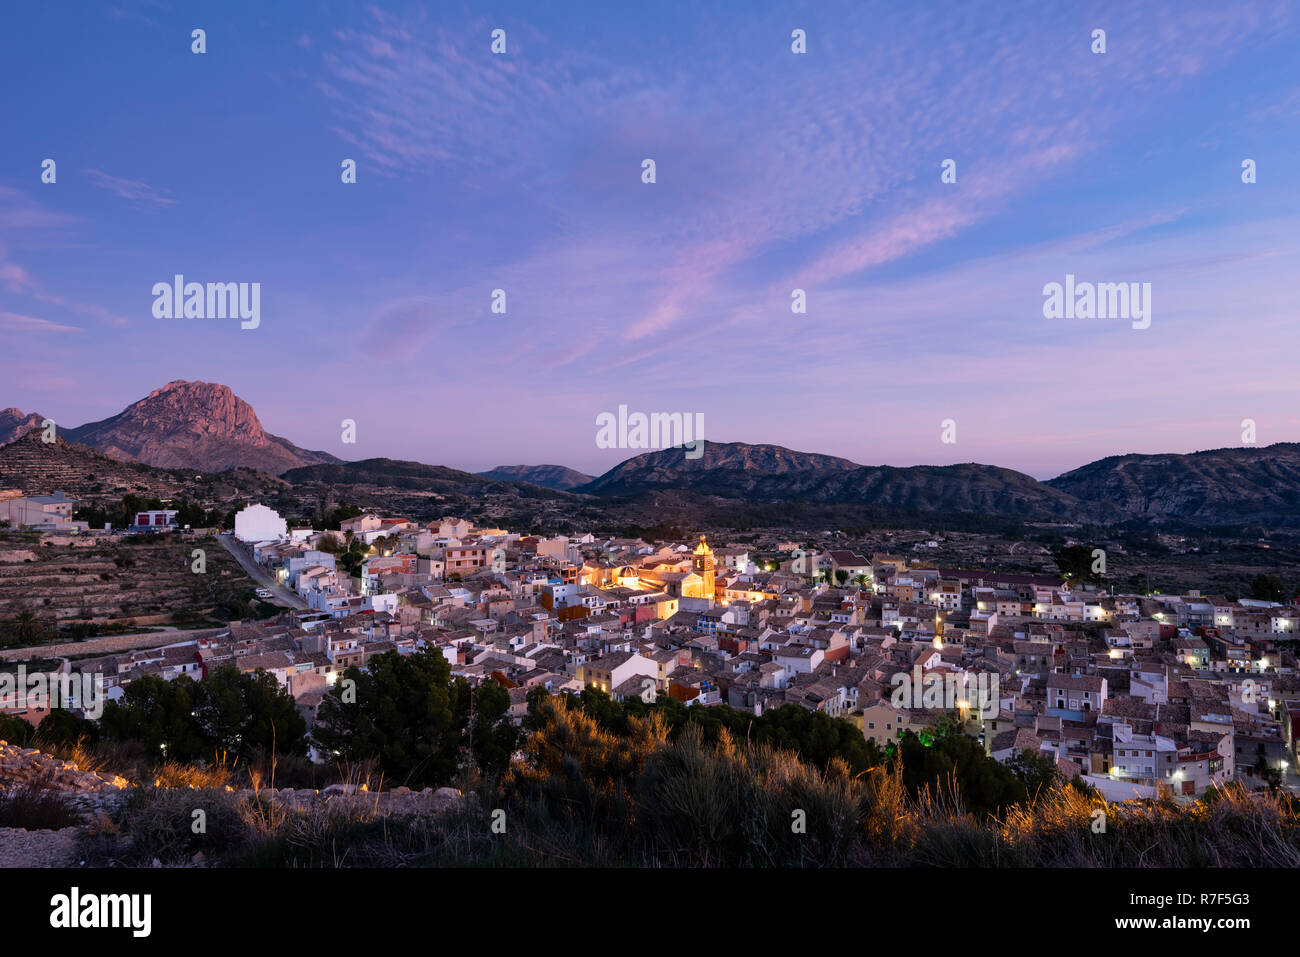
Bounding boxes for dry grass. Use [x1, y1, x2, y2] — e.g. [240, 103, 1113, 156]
[152, 761, 233, 790]
[29, 733, 149, 783]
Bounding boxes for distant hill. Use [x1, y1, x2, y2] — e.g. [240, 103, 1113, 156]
[578, 441, 1078, 519]
[577, 442, 861, 496]
[477, 464, 593, 490]
[283, 457, 496, 494]
[1046, 443, 1300, 525]
[578, 439, 1300, 527]
[61, 380, 339, 475]
[0, 407, 43, 446]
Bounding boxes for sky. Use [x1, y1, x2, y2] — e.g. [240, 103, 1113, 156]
[2, 0, 1299, 480]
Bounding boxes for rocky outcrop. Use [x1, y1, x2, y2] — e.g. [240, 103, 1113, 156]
[0, 742, 131, 793]
[61, 380, 339, 476]
[0, 408, 43, 446]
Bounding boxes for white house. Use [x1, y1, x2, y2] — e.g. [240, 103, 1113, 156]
[234, 503, 288, 543]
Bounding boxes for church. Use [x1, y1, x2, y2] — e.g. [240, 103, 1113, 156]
[631, 535, 716, 603]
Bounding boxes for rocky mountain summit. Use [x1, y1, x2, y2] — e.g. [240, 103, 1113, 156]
[61, 380, 339, 475]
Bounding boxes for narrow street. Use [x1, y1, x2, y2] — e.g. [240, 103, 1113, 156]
[215, 534, 307, 610]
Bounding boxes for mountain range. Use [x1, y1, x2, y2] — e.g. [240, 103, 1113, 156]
[577, 440, 1300, 527]
[575, 442, 1083, 517]
[3, 380, 1297, 528]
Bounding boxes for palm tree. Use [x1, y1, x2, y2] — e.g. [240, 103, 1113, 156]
[12, 609, 44, 646]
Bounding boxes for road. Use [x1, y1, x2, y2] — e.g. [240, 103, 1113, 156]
[216, 534, 308, 610]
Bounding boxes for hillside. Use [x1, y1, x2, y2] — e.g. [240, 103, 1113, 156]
[0, 430, 189, 500]
[283, 457, 499, 494]
[0, 531, 255, 633]
[1047, 443, 1300, 525]
[0, 430, 284, 502]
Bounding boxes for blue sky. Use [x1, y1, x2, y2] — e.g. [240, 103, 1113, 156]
[2, 0, 1299, 478]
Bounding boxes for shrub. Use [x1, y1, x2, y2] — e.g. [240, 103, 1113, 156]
[0, 781, 81, 830]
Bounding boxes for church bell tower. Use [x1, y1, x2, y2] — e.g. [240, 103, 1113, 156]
[693, 535, 716, 603]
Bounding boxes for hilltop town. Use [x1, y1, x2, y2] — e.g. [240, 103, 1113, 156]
[5, 497, 1297, 803]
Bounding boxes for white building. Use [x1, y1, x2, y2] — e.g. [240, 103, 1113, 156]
[234, 503, 288, 543]
[0, 491, 82, 530]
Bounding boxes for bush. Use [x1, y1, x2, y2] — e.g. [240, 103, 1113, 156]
[0, 714, 36, 746]
[80, 787, 251, 866]
[0, 781, 81, 830]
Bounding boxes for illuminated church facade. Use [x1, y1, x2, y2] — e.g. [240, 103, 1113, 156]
[602, 535, 717, 604]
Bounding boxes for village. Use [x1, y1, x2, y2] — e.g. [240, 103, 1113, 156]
[5, 498, 1297, 804]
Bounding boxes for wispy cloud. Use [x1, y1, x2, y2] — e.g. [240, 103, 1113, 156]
[314, 1, 1292, 370]
[0, 186, 79, 234]
[0, 256, 35, 294]
[106, 6, 158, 28]
[0, 246, 129, 328]
[83, 169, 176, 206]
[0, 311, 81, 333]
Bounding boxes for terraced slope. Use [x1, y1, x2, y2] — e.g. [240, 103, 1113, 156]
[0, 532, 255, 637]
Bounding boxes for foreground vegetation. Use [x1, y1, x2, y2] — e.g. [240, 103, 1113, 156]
[3, 693, 1295, 868]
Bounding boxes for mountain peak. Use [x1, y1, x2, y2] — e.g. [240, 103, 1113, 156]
[148, 379, 232, 398]
[579, 441, 862, 495]
[59, 382, 338, 475]
[0, 407, 44, 446]
[117, 380, 265, 440]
